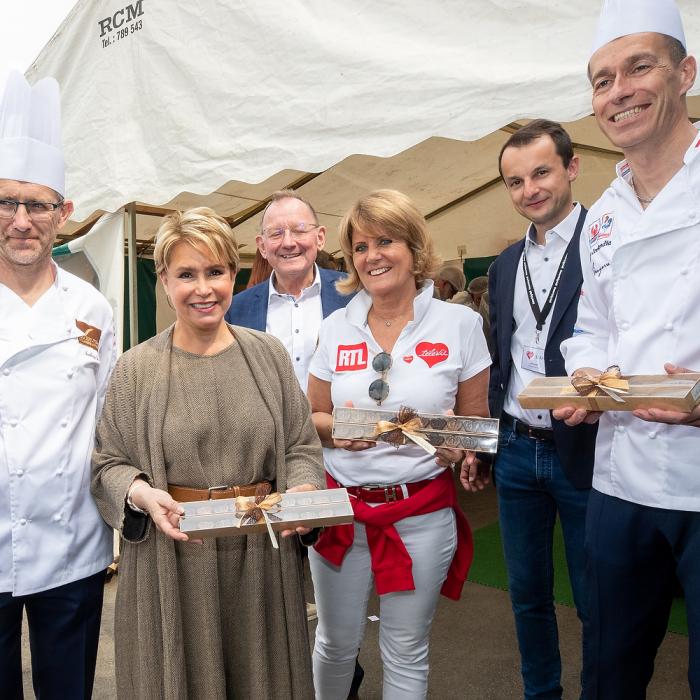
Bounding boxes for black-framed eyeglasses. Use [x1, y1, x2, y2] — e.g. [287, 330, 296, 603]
[368, 352, 392, 405]
[0, 198, 64, 221]
[262, 222, 320, 242]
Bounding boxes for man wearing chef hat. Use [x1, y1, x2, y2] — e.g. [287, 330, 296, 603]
[556, 1, 700, 697]
[0, 72, 116, 699]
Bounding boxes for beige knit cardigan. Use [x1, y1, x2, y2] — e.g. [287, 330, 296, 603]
[91, 326, 324, 699]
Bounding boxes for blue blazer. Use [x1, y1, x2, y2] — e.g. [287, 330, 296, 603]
[225, 267, 351, 329]
[488, 213, 596, 489]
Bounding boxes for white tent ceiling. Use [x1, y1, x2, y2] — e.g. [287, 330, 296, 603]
[27, 0, 700, 263]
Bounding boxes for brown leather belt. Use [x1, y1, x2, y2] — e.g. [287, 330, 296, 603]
[167, 481, 271, 502]
[345, 478, 433, 504]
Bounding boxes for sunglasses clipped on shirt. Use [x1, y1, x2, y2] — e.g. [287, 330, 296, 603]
[368, 352, 392, 405]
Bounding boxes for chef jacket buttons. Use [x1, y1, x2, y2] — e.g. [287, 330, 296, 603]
[67, 369, 74, 379]
[16, 469, 24, 477]
[620, 321, 630, 331]
[9, 419, 18, 428]
[19, 518, 27, 526]
[60, 419, 69, 428]
[52, 514, 62, 523]
[2, 368, 9, 376]
[663, 323, 674, 331]
[648, 431, 657, 439]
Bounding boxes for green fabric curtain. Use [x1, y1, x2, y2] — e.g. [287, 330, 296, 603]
[462, 255, 497, 285]
[123, 257, 157, 350]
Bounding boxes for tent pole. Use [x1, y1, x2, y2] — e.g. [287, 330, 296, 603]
[126, 203, 139, 348]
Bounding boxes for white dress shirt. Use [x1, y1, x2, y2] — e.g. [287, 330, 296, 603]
[562, 131, 700, 511]
[504, 203, 582, 427]
[266, 265, 322, 392]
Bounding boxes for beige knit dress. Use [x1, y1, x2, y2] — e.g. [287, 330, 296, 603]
[91, 326, 324, 700]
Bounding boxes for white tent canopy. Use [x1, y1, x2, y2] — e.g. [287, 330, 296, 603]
[28, 0, 700, 223]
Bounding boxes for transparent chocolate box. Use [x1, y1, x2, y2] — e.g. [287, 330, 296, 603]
[331, 406, 499, 454]
[178, 488, 353, 538]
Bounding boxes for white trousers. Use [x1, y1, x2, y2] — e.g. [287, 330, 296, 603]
[309, 507, 457, 700]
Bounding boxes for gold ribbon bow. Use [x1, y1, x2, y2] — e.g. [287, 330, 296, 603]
[373, 406, 436, 455]
[571, 365, 630, 403]
[235, 490, 282, 526]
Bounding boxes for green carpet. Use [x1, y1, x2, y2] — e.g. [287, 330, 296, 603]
[468, 520, 688, 636]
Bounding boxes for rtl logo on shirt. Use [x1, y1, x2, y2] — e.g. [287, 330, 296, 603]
[336, 343, 368, 371]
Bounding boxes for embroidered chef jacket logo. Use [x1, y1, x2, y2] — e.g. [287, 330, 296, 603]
[589, 213, 613, 245]
[415, 342, 449, 368]
[76, 320, 102, 351]
[336, 343, 368, 371]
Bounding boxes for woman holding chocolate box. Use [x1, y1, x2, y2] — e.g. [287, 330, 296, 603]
[91, 207, 324, 699]
[307, 189, 491, 699]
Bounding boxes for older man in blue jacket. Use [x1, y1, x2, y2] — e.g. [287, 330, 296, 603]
[226, 190, 349, 392]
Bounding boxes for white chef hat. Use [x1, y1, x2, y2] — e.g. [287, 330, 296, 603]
[0, 71, 65, 196]
[590, 0, 686, 58]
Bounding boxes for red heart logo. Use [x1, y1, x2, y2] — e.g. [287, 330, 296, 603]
[403, 356, 414, 364]
[526, 351, 534, 360]
[415, 342, 449, 368]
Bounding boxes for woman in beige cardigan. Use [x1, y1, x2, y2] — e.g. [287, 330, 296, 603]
[92, 207, 324, 699]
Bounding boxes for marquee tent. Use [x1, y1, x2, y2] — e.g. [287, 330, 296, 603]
[27, 0, 700, 337]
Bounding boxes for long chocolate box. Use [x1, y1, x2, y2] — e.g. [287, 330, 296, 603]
[331, 406, 499, 453]
[179, 488, 353, 538]
[518, 373, 700, 412]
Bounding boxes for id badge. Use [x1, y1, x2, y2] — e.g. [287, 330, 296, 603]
[521, 344, 545, 374]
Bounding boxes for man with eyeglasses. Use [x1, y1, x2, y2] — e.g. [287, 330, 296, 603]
[225, 189, 350, 392]
[0, 72, 116, 699]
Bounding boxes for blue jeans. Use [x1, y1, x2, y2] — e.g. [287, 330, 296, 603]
[495, 426, 590, 700]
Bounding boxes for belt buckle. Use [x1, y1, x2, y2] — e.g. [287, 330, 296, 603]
[207, 484, 230, 499]
[384, 486, 399, 502]
[528, 426, 549, 441]
[361, 483, 383, 491]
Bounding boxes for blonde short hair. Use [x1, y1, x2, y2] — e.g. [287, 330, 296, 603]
[336, 189, 440, 295]
[154, 207, 239, 275]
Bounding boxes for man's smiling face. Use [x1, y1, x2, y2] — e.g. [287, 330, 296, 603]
[589, 32, 696, 152]
[256, 197, 325, 288]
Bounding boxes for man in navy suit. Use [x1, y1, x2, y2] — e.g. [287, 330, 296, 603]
[226, 189, 349, 392]
[487, 120, 597, 699]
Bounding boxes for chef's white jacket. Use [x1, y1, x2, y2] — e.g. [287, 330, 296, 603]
[561, 131, 700, 512]
[0, 265, 116, 595]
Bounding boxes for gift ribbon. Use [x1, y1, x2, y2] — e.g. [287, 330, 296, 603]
[571, 366, 630, 403]
[373, 408, 437, 455]
[235, 493, 282, 548]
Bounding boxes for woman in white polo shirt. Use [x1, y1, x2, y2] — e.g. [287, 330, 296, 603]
[307, 189, 491, 699]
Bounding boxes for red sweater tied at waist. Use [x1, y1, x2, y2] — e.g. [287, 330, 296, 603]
[314, 469, 473, 600]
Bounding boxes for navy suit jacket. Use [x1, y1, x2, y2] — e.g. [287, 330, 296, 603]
[488, 212, 596, 489]
[225, 267, 351, 329]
